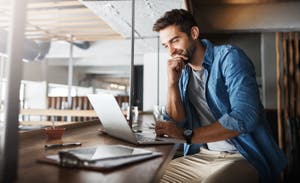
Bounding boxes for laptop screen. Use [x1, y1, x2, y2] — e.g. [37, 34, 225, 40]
[87, 94, 137, 143]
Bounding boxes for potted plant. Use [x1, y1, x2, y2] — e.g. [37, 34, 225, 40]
[44, 118, 65, 140]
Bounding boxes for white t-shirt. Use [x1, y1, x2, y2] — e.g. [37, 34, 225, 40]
[188, 68, 237, 152]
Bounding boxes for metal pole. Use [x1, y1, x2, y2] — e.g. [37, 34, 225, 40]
[0, 0, 27, 182]
[67, 36, 74, 122]
[128, 0, 135, 128]
[43, 59, 49, 108]
[157, 36, 160, 105]
[0, 56, 5, 109]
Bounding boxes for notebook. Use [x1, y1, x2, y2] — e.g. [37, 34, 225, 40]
[60, 145, 153, 162]
[87, 94, 184, 145]
[37, 145, 162, 172]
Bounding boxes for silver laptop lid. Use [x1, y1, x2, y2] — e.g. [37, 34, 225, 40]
[87, 94, 137, 144]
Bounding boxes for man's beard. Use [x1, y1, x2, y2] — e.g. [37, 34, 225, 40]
[185, 40, 196, 62]
[171, 40, 196, 64]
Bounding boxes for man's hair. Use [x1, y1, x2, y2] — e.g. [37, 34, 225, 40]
[152, 9, 198, 36]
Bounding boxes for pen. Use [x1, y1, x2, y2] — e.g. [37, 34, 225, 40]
[44, 142, 81, 149]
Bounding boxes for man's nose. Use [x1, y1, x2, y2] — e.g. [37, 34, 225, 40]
[168, 46, 175, 56]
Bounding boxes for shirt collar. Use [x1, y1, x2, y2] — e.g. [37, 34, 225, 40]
[184, 39, 213, 75]
[200, 39, 214, 69]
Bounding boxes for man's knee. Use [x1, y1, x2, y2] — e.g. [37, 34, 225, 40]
[202, 159, 259, 183]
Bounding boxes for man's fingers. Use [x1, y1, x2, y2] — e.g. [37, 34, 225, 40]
[155, 122, 167, 135]
[156, 129, 164, 135]
[172, 54, 188, 61]
[155, 128, 165, 136]
[171, 49, 188, 59]
[168, 59, 184, 71]
[169, 56, 186, 63]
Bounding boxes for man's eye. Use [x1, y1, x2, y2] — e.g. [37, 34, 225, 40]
[172, 39, 179, 43]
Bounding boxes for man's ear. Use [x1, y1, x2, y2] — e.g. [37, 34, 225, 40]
[190, 26, 199, 40]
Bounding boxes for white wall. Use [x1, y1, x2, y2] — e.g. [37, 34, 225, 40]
[22, 81, 47, 109]
[143, 52, 168, 111]
[22, 61, 81, 85]
[261, 33, 277, 109]
[46, 66, 69, 85]
[47, 40, 146, 66]
[143, 53, 157, 112]
[22, 61, 47, 82]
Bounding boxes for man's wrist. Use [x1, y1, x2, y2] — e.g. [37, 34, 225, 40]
[183, 129, 193, 144]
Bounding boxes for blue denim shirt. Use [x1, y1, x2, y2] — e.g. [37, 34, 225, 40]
[163, 39, 287, 182]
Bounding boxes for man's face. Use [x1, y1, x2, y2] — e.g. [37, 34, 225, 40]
[160, 25, 196, 64]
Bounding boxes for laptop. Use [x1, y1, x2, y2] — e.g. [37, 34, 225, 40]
[87, 94, 184, 145]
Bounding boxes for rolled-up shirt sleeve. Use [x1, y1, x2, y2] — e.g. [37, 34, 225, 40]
[218, 48, 261, 134]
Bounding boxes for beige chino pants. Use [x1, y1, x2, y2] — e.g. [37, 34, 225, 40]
[160, 148, 259, 183]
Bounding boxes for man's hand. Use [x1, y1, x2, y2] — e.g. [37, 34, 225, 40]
[165, 49, 188, 123]
[155, 121, 184, 139]
[167, 53, 187, 86]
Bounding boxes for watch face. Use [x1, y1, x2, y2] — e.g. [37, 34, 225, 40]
[184, 129, 193, 136]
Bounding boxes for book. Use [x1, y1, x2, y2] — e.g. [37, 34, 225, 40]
[37, 145, 162, 171]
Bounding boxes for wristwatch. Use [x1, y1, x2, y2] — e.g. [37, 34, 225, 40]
[183, 129, 193, 144]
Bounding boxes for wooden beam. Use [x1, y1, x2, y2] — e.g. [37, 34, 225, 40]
[25, 26, 113, 32]
[0, 1, 123, 41]
[24, 31, 46, 35]
[26, 34, 124, 41]
[29, 20, 106, 26]
[28, 1, 82, 9]
[19, 121, 76, 126]
[27, 15, 101, 22]
[20, 109, 97, 117]
[27, 23, 107, 29]
[74, 35, 124, 41]
[26, 17, 106, 24]
[24, 28, 113, 35]
[28, 7, 90, 15]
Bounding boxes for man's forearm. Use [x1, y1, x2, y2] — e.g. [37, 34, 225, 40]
[191, 122, 239, 144]
[166, 84, 185, 121]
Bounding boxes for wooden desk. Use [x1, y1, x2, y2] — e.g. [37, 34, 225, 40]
[16, 115, 178, 183]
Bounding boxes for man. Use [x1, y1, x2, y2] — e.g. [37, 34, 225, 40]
[153, 9, 287, 183]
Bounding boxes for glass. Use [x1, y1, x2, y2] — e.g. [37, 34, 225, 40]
[153, 105, 165, 122]
[127, 106, 139, 123]
[121, 102, 129, 117]
[132, 106, 139, 123]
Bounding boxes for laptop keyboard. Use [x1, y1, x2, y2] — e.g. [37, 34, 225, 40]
[135, 133, 158, 142]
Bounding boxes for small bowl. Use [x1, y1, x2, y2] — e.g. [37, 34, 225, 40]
[44, 127, 65, 140]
